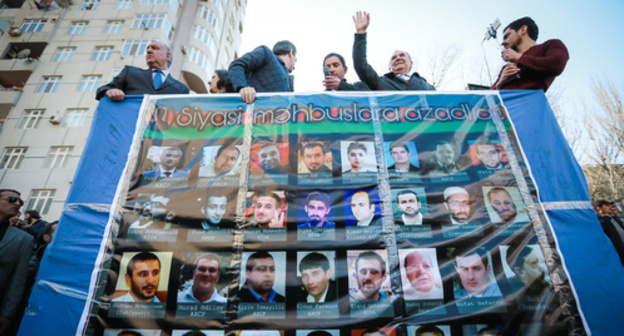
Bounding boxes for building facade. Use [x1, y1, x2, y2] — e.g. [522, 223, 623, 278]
[0, 0, 246, 220]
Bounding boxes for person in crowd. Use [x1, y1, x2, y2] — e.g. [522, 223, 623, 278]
[208, 70, 234, 93]
[453, 248, 502, 298]
[296, 252, 337, 303]
[350, 191, 382, 227]
[113, 252, 162, 302]
[96, 40, 189, 101]
[322, 52, 368, 91]
[229, 40, 297, 104]
[491, 17, 569, 92]
[298, 192, 335, 228]
[19, 210, 48, 237]
[177, 253, 227, 303]
[0, 189, 34, 335]
[350, 251, 390, 302]
[238, 252, 284, 303]
[395, 190, 423, 225]
[351, 11, 435, 91]
[594, 200, 624, 267]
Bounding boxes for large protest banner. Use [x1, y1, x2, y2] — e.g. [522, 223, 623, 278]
[18, 92, 624, 336]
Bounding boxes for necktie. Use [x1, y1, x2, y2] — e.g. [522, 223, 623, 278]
[153, 70, 163, 89]
[164, 171, 171, 177]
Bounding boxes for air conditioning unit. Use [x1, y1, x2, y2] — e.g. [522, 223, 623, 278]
[8, 28, 22, 37]
[49, 114, 60, 125]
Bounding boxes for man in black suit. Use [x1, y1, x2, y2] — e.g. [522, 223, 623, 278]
[96, 40, 190, 101]
[296, 252, 337, 303]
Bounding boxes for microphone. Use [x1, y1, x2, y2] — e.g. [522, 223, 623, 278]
[323, 66, 331, 77]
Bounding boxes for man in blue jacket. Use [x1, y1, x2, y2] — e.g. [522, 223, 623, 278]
[228, 40, 297, 104]
[351, 11, 435, 91]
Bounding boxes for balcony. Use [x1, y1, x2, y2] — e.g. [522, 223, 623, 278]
[0, 42, 46, 88]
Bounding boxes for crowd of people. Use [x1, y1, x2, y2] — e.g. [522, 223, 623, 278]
[95, 13, 569, 105]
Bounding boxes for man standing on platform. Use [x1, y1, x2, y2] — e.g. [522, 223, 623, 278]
[491, 17, 569, 92]
[96, 40, 189, 101]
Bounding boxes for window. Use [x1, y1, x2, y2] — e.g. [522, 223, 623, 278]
[211, 0, 224, 18]
[185, 46, 211, 73]
[192, 25, 217, 57]
[38, 76, 61, 93]
[21, 19, 46, 32]
[0, 147, 27, 169]
[105, 20, 123, 34]
[53, 47, 75, 62]
[141, 0, 179, 14]
[197, 6, 221, 37]
[132, 14, 172, 36]
[45, 146, 73, 168]
[68, 22, 88, 35]
[80, 0, 99, 10]
[17, 110, 44, 129]
[116, 0, 132, 9]
[92, 47, 113, 61]
[121, 40, 149, 57]
[78, 75, 101, 92]
[26, 189, 56, 215]
[62, 109, 88, 127]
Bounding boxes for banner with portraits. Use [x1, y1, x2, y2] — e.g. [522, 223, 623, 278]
[25, 91, 622, 336]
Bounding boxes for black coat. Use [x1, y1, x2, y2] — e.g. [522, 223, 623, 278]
[96, 65, 189, 100]
[296, 280, 338, 303]
[237, 283, 285, 303]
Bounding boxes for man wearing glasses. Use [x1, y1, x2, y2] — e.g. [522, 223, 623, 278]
[441, 187, 472, 225]
[0, 189, 34, 334]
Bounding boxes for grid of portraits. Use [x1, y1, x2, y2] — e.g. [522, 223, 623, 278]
[86, 113, 569, 336]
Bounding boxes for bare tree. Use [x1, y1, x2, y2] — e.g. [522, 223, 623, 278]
[583, 79, 624, 206]
[421, 43, 462, 89]
[547, 84, 585, 161]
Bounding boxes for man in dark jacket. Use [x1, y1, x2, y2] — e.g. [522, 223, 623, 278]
[351, 11, 435, 91]
[96, 40, 190, 101]
[21, 210, 48, 238]
[322, 53, 368, 91]
[595, 200, 624, 267]
[228, 40, 297, 104]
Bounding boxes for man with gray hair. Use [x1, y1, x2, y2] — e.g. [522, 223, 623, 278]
[229, 40, 297, 104]
[351, 11, 435, 91]
[97, 40, 189, 101]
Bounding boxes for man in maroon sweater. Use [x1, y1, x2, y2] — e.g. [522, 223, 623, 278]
[492, 17, 569, 92]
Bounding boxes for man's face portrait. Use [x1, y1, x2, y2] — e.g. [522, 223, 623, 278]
[324, 55, 347, 79]
[214, 147, 239, 175]
[348, 149, 366, 170]
[0, 190, 22, 219]
[434, 143, 455, 165]
[125, 259, 161, 301]
[390, 146, 410, 165]
[305, 200, 330, 226]
[519, 251, 545, 286]
[351, 192, 374, 223]
[140, 196, 169, 220]
[160, 147, 181, 171]
[254, 196, 279, 225]
[444, 193, 470, 222]
[355, 257, 385, 298]
[405, 252, 434, 293]
[502, 27, 522, 51]
[397, 193, 420, 216]
[301, 265, 331, 300]
[204, 196, 227, 225]
[246, 257, 276, 293]
[193, 257, 220, 295]
[476, 144, 502, 169]
[303, 145, 326, 173]
[258, 145, 281, 171]
[489, 190, 517, 223]
[455, 254, 490, 296]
